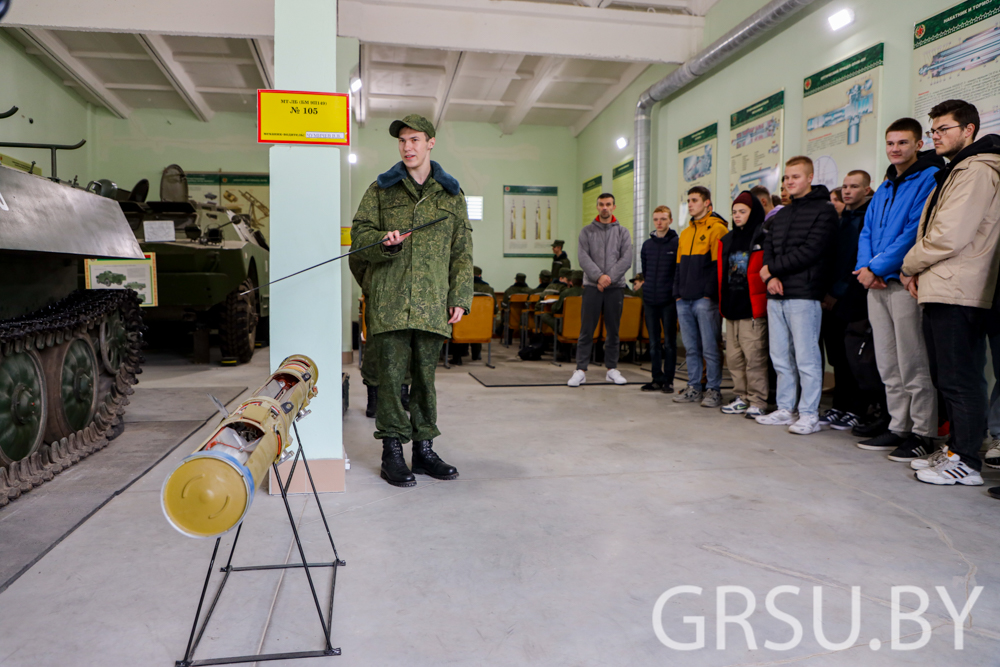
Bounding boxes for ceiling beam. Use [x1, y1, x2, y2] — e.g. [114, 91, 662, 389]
[451, 99, 513, 107]
[64, 80, 176, 92]
[248, 38, 274, 89]
[137, 34, 214, 122]
[534, 102, 593, 111]
[340, 0, 703, 63]
[368, 93, 438, 101]
[4, 0, 273, 38]
[370, 62, 447, 75]
[500, 57, 565, 135]
[553, 75, 619, 85]
[172, 54, 256, 65]
[18, 29, 130, 119]
[571, 62, 648, 137]
[434, 51, 465, 128]
[464, 70, 524, 81]
[69, 51, 148, 61]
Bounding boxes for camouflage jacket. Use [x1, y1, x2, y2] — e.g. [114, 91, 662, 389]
[541, 282, 565, 297]
[552, 285, 584, 313]
[502, 283, 533, 306]
[551, 252, 571, 277]
[351, 161, 473, 338]
[348, 253, 370, 296]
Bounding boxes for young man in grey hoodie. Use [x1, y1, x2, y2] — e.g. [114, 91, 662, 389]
[568, 193, 633, 386]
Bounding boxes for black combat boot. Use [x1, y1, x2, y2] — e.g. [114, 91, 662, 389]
[400, 384, 411, 411]
[365, 385, 378, 418]
[411, 440, 459, 480]
[381, 438, 416, 487]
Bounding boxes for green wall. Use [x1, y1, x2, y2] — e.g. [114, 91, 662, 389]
[349, 119, 579, 292]
[0, 32, 92, 181]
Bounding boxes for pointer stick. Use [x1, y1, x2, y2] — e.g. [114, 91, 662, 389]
[241, 215, 448, 295]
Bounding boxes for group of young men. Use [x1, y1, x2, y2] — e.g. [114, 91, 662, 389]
[625, 98, 1000, 493]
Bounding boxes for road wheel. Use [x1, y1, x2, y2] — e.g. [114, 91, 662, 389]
[220, 278, 258, 364]
[99, 310, 128, 374]
[0, 349, 47, 465]
[41, 336, 99, 442]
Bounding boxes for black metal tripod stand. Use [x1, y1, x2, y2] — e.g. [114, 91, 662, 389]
[176, 422, 345, 666]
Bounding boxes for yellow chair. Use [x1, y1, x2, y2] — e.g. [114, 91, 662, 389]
[446, 295, 497, 368]
[503, 293, 530, 347]
[554, 296, 602, 362]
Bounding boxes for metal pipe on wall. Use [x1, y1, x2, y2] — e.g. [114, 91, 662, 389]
[632, 0, 822, 271]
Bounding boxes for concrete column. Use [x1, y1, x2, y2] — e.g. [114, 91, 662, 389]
[269, 0, 344, 492]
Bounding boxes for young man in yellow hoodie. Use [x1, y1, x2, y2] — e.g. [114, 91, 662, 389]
[672, 186, 729, 407]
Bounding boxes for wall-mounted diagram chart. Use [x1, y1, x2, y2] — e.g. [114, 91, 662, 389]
[729, 92, 784, 206]
[503, 184, 559, 257]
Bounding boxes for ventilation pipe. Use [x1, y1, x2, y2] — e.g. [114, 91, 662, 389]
[632, 0, 821, 270]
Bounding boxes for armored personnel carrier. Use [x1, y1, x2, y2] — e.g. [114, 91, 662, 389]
[0, 162, 146, 506]
[100, 165, 269, 364]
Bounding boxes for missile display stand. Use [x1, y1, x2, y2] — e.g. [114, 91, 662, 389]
[176, 422, 345, 667]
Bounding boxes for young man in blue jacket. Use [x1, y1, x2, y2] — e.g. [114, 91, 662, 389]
[853, 118, 943, 460]
[640, 205, 679, 393]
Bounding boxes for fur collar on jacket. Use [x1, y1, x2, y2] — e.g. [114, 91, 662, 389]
[377, 160, 461, 195]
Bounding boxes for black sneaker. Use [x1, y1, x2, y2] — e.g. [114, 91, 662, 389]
[988, 487, 1000, 500]
[641, 382, 663, 392]
[852, 414, 890, 438]
[661, 384, 675, 394]
[887, 435, 936, 462]
[856, 431, 905, 451]
[829, 411, 861, 431]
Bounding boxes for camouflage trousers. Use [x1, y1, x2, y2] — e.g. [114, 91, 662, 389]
[362, 307, 412, 387]
[373, 329, 446, 443]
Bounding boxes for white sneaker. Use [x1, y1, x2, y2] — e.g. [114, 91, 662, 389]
[606, 368, 627, 385]
[910, 445, 951, 470]
[567, 370, 586, 387]
[721, 397, 749, 414]
[914, 452, 984, 486]
[744, 406, 765, 420]
[755, 408, 797, 426]
[985, 438, 1000, 469]
[788, 413, 823, 435]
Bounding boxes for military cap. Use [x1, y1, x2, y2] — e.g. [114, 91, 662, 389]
[570, 270, 584, 280]
[515, 272, 526, 281]
[474, 265, 483, 276]
[630, 273, 644, 283]
[551, 239, 565, 247]
[559, 268, 571, 278]
[389, 114, 436, 139]
[540, 269, 552, 278]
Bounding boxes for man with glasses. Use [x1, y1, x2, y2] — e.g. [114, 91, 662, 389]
[853, 118, 944, 459]
[901, 99, 1000, 486]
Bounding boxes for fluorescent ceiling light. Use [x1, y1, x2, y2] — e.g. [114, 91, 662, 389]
[828, 8, 854, 31]
[348, 153, 358, 164]
[616, 137, 628, 149]
[350, 78, 363, 93]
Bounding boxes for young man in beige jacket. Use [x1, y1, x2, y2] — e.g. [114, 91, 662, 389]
[901, 99, 1000, 486]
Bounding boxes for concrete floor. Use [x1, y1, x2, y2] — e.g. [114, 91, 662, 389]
[1, 347, 998, 666]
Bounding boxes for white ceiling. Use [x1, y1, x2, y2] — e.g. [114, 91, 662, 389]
[3, 0, 720, 135]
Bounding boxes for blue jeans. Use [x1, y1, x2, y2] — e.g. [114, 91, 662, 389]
[767, 299, 823, 416]
[677, 298, 722, 391]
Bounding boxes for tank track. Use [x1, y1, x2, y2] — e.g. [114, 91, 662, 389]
[0, 290, 146, 506]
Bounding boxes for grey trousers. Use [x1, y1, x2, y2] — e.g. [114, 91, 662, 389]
[577, 286, 624, 370]
[867, 282, 937, 437]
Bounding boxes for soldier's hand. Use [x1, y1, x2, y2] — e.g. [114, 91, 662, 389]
[383, 230, 412, 246]
[448, 307, 464, 324]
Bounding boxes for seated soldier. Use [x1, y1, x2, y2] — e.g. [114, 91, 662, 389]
[626, 273, 645, 298]
[539, 270, 585, 359]
[531, 269, 552, 293]
[543, 267, 572, 296]
[502, 272, 533, 305]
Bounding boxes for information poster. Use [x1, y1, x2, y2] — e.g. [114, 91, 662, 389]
[84, 253, 158, 307]
[502, 185, 559, 257]
[913, 0, 1000, 136]
[581, 175, 602, 228]
[257, 90, 350, 146]
[803, 44, 883, 191]
[187, 172, 271, 242]
[611, 159, 634, 230]
[729, 91, 784, 207]
[0, 152, 42, 176]
[678, 123, 718, 220]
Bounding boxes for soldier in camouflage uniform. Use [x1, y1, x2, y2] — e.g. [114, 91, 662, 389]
[542, 267, 571, 296]
[625, 273, 645, 298]
[350, 114, 473, 487]
[502, 272, 533, 305]
[530, 269, 552, 294]
[551, 239, 571, 276]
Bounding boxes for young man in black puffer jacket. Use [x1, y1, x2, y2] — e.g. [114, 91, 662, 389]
[756, 155, 838, 435]
[640, 205, 679, 393]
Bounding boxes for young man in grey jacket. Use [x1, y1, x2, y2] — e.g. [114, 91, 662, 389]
[568, 193, 633, 386]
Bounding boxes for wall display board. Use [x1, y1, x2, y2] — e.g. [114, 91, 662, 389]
[913, 0, 1000, 136]
[581, 174, 602, 228]
[729, 92, 784, 207]
[503, 184, 559, 257]
[257, 90, 350, 146]
[187, 172, 271, 242]
[678, 123, 718, 221]
[85, 253, 158, 307]
[611, 159, 634, 230]
[803, 44, 883, 191]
